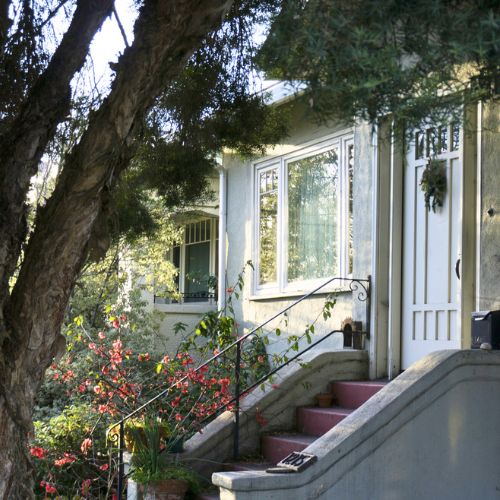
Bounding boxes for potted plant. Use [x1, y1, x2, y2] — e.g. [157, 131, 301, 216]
[129, 418, 199, 500]
[107, 417, 174, 454]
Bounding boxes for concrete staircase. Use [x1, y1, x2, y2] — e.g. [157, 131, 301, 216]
[199, 379, 386, 499]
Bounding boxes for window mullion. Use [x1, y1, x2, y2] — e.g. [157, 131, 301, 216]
[279, 158, 286, 292]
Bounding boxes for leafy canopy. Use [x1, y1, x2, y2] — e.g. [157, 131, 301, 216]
[259, 0, 500, 129]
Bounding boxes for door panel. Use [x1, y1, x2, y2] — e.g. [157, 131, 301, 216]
[401, 128, 462, 368]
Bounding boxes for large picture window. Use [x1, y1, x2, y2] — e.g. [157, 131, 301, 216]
[254, 133, 353, 293]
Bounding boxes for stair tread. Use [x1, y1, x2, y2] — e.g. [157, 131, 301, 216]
[264, 433, 316, 445]
[299, 405, 352, 415]
[331, 379, 387, 387]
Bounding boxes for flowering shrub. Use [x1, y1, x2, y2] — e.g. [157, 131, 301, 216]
[32, 305, 251, 497]
[32, 404, 114, 498]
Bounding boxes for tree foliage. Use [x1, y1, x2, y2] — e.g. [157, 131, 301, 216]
[0, 0, 288, 496]
[259, 0, 500, 129]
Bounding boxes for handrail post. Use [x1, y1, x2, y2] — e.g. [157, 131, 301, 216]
[366, 275, 371, 338]
[118, 421, 124, 500]
[233, 341, 241, 460]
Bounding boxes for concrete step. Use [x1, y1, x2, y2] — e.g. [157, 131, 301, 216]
[296, 406, 352, 436]
[331, 380, 386, 409]
[261, 434, 316, 464]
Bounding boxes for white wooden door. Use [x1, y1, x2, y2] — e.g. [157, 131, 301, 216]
[401, 125, 462, 369]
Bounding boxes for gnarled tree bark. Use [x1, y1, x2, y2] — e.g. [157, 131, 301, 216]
[0, 0, 232, 498]
[0, 0, 114, 337]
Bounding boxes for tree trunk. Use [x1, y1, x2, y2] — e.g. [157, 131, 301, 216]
[0, 0, 114, 333]
[0, 0, 12, 56]
[0, 1, 232, 498]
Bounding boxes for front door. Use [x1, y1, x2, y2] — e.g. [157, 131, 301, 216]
[401, 124, 463, 368]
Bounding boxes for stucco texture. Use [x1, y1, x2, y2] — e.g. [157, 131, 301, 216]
[479, 101, 500, 310]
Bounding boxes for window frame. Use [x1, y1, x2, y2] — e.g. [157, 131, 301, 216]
[169, 218, 219, 301]
[252, 130, 354, 296]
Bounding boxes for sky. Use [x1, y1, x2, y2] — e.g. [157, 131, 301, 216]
[87, 0, 138, 92]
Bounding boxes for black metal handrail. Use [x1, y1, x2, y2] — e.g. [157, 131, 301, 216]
[111, 275, 370, 499]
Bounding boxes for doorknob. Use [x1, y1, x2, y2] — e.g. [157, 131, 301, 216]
[455, 258, 461, 280]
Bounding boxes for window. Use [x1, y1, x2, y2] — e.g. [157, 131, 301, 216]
[169, 218, 218, 303]
[254, 133, 353, 293]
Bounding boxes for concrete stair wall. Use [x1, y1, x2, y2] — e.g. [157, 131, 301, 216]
[213, 350, 500, 500]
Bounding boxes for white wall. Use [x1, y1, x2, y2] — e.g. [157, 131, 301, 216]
[478, 101, 500, 310]
[223, 99, 374, 358]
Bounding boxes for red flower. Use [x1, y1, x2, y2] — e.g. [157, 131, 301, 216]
[30, 447, 46, 459]
[99, 463, 109, 471]
[54, 453, 77, 467]
[112, 318, 120, 329]
[81, 478, 92, 496]
[98, 331, 106, 340]
[226, 287, 234, 293]
[40, 481, 57, 495]
[80, 438, 92, 454]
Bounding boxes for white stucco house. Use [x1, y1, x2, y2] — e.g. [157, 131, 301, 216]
[149, 81, 499, 379]
[126, 85, 500, 499]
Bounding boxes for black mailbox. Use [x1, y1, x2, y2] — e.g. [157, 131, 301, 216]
[471, 310, 500, 350]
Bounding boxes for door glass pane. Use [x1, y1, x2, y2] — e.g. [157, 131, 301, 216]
[287, 148, 339, 282]
[258, 168, 278, 285]
[184, 241, 210, 301]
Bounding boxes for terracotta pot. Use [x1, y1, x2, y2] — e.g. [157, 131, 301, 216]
[139, 479, 189, 500]
[315, 393, 333, 408]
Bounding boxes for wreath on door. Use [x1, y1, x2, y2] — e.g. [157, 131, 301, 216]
[420, 158, 447, 212]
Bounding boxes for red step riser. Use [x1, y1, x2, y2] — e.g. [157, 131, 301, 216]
[261, 435, 314, 464]
[296, 407, 350, 436]
[331, 381, 385, 409]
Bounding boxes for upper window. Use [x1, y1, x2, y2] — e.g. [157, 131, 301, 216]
[254, 132, 353, 293]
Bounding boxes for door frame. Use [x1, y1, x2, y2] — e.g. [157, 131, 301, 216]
[384, 110, 477, 377]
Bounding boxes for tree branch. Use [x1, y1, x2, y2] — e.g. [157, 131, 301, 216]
[0, 0, 114, 316]
[37, 0, 72, 32]
[5, 0, 233, 393]
[113, 4, 129, 48]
